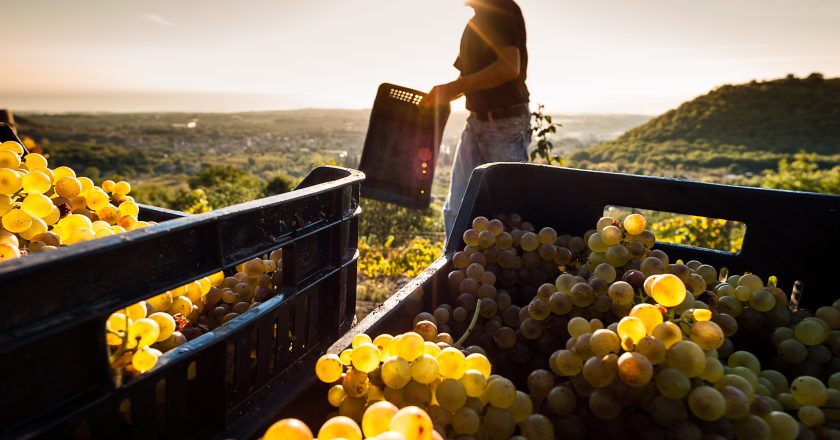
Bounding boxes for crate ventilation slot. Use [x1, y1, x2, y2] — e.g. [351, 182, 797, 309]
[389, 88, 423, 106]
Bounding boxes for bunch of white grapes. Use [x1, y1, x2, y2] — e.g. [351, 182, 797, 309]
[0, 140, 151, 262]
[375, 212, 840, 439]
[311, 323, 552, 440]
[106, 251, 283, 382]
[263, 405, 440, 440]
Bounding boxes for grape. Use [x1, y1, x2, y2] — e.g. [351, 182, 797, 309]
[528, 298, 550, 320]
[617, 352, 653, 387]
[749, 289, 776, 312]
[734, 415, 772, 440]
[582, 354, 618, 388]
[617, 316, 646, 345]
[630, 337, 663, 366]
[485, 377, 516, 408]
[406, 354, 436, 385]
[2, 208, 32, 233]
[451, 406, 479, 435]
[605, 244, 630, 266]
[700, 357, 724, 383]
[608, 281, 635, 306]
[734, 286, 752, 301]
[0, 243, 21, 261]
[148, 312, 175, 342]
[630, 303, 663, 334]
[263, 418, 313, 440]
[508, 390, 533, 422]
[570, 282, 596, 307]
[131, 347, 161, 372]
[687, 386, 725, 421]
[762, 411, 799, 440]
[761, 370, 789, 396]
[520, 414, 554, 440]
[719, 385, 750, 419]
[327, 384, 345, 407]
[549, 349, 581, 376]
[494, 326, 516, 349]
[656, 367, 690, 399]
[716, 295, 743, 317]
[534, 226, 556, 244]
[778, 339, 808, 363]
[728, 351, 761, 373]
[396, 332, 425, 361]
[797, 405, 825, 428]
[546, 385, 576, 416]
[460, 369, 487, 397]
[689, 321, 725, 350]
[436, 347, 466, 379]
[588, 388, 622, 420]
[488, 219, 504, 235]
[640, 257, 666, 277]
[715, 374, 756, 403]
[587, 232, 608, 253]
[435, 379, 467, 411]
[21, 171, 51, 195]
[342, 368, 369, 398]
[315, 354, 344, 383]
[666, 341, 706, 377]
[650, 395, 688, 427]
[568, 316, 592, 337]
[548, 291, 573, 315]
[593, 263, 617, 283]
[600, 225, 622, 245]
[795, 319, 828, 346]
[623, 214, 646, 235]
[389, 406, 433, 440]
[791, 376, 828, 406]
[319, 416, 363, 440]
[465, 353, 491, 379]
[650, 274, 687, 307]
[129, 318, 160, 348]
[589, 329, 621, 357]
[483, 406, 516, 440]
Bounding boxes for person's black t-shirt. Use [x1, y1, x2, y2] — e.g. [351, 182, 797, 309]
[454, 0, 529, 113]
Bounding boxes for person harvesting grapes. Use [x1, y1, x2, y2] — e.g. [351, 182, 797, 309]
[422, 0, 531, 239]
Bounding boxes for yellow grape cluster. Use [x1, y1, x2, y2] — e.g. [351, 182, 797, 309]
[264, 405, 439, 440]
[107, 250, 283, 381]
[0, 140, 150, 263]
[309, 319, 546, 440]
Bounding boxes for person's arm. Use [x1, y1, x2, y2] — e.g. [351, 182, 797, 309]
[423, 45, 520, 108]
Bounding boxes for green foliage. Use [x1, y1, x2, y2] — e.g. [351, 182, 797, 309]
[529, 104, 564, 165]
[358, 235, 443, 281]
[174, 188, 211, 214]
[188, 165, 263, 208]
[359, 199, 443, 246]
[263, 174, 297, 197]
[761, 152, 840, 195]
[651, 216, 745, 253]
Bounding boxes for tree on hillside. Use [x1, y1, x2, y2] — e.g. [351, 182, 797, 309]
[188, 165, 263, 208]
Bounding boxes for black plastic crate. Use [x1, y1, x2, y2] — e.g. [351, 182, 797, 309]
[1, 166, 363, 440]
[251, 163, 840, 436]
[358, 83, 450, 209]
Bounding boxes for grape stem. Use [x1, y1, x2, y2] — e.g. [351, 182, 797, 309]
[455, 299, 482, 347]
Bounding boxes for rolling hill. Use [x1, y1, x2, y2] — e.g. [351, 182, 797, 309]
[572, 73, 840, 177]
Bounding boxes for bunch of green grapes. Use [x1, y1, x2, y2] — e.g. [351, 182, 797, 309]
[418, 212, 840, 439]
[314, 321, 544, 440]
[196, 250, 283, 330]
[106, 250, 283, 382]
[0, 140, 152, 263]
[263, 404, 442, 440]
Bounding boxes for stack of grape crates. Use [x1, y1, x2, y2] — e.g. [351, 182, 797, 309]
[258, 163, 840, 437]
[0, 166, 364, 440]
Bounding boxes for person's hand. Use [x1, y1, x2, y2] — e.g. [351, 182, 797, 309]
[421, 82, 460, 110]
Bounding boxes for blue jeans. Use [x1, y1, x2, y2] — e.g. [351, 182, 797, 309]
[443, 112, 532, 239]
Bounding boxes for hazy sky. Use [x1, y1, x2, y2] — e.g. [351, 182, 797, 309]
[3, 0, 840, 113]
